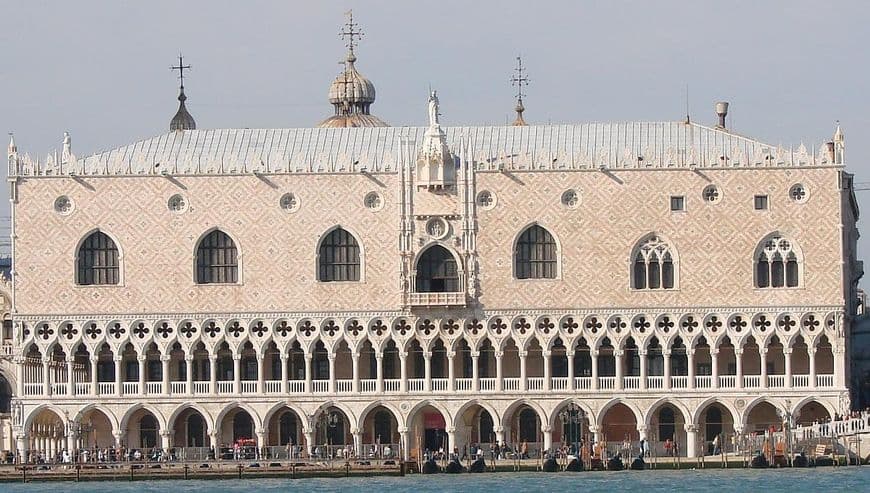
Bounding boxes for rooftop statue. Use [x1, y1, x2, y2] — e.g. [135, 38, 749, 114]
[428, 90, 440, 128]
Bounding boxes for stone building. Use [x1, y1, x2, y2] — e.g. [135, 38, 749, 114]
[1, 18, 862, 461]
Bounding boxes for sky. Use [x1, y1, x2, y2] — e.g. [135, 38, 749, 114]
[1, 0, 869, 271]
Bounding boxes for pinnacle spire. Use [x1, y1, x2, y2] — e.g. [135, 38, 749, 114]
[7, 133, 16, 155]
[510, 56, 530, 126]
[169, 54, 196, 131]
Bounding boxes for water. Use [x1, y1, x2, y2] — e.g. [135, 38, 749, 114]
[2, 468, 869, 493]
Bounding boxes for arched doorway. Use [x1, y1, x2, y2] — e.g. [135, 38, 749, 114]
[415, 245, 459, 292]
[140, 415, 159, 449]
[552, 402, 590, 451]
[409, 405, 448, 454]
[0, 373, 11, 413]
[648, 403, 687, 456]
[27, 408, 65, 460]
[361, 405, 400, 457]
[697, 402, 735, 455]
[455, 403, 496, 455]
[314, 406, 350, 450]
[76, 408, 114, 450]
[172, 408, 208, 449]
[126, 408, 160, 450]
[795, 400, 830, 426]
[600, 403, 638, 447]
[233, 411, 254, 442]
[745, 401, 780, 433]
[266, 406, 305, 457]
[503, 404, 541, 457]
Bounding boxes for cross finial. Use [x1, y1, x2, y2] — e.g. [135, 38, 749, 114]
[170, 54, 191, 90]
[339, 10, 364, 55]
[510, 56, 530, 103]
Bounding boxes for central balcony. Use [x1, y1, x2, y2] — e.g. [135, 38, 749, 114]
[407, 291, 466, 307]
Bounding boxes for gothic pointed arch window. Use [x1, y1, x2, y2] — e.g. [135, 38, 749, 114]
[195, 230, 238, 284]
[514, 224, 558, 279]
[755, 235, 800, 288]
[632, 235, 676, 290]
[318, 227, 361, 282]
[416, 245, 459, 292]
[76, 230, 120, 285]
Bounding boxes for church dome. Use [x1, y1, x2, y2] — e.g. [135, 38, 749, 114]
[318, 52, 388, 128]
[170, 88, 196, 131]
[327, 53, 376, 106]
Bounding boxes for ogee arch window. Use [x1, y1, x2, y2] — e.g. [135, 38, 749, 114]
[196, 230, 238, 284]
[515, 225, 557, 279]
[318, 228, 360, 282]
[77, 230, 120, 285]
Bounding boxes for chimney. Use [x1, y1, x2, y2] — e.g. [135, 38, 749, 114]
[825, 141, 835, 163]
[715, 102, 729, 129]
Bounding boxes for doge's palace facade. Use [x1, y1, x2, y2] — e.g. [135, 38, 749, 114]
[1, 27, 862, 461]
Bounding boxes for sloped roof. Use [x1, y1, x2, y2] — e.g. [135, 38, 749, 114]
[10, 122, 832, 177]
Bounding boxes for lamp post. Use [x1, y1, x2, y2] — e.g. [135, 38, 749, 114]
[69, 419, 94, 456]
[559, 404, 586, 467]
[777, 400, 794, 467]
[318, 410, 340, 459]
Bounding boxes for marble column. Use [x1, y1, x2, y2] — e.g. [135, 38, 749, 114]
[590, 350, 599, 390]
[566, 351, 575, 390]
[495, 351, 504, 391]
[542, 350, 552, 391]
[233, 354, 242, 394]
[519, 350, 528, 391]
[639, 350, 648, 390]
[614, 349, 624, 390]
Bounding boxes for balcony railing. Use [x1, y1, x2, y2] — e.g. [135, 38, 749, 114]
[817, 374, 834, 387]
[767, 375, 785, 388]
[23, 383, 42, 396]
[408, 378, 425, 392]
[718, 375, 736, 388]
[384, 379, 400, 392]
[551, 377, 568, 391]
[335, 379, 352, 393]
[240, 381, 257, 393]
[145, 382, 163, 394]
[792, 375, 810, 388]
[74, 382, 91, 396]
[479, 378, 496, 391]
[98, 382, 115, 395]
[263, 380, 282, 393]
[20, 372, 841, 398]
[407, 291, 466, 307]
